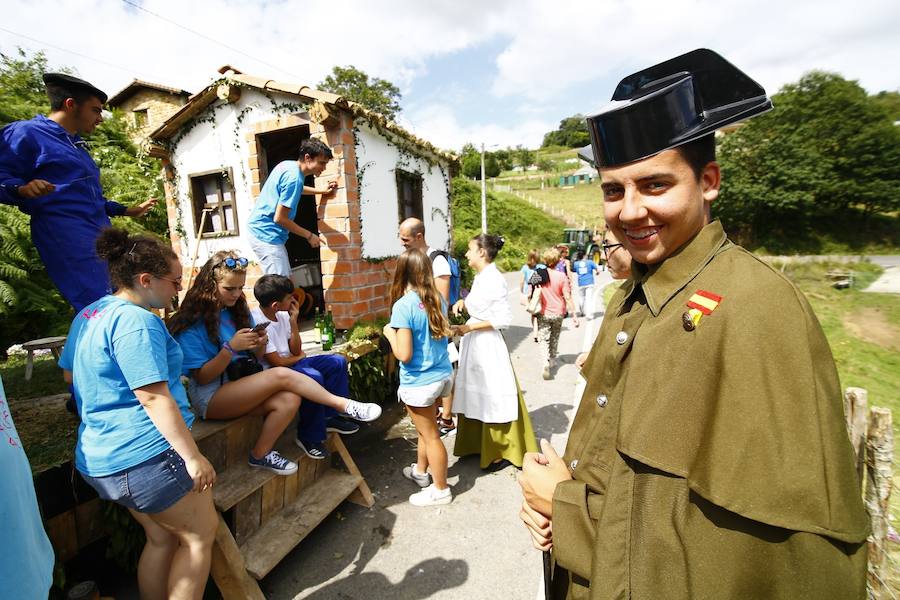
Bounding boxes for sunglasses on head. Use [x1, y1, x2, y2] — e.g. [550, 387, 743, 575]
[218, 256, 248, 270]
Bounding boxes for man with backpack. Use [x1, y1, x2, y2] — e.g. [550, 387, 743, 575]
[398, 217, 460, 436]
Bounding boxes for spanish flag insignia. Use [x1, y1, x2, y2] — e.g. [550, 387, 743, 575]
[682, 290, 722, 331]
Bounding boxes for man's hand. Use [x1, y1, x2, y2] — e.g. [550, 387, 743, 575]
[306, 232, 325, 248]
[518, 438, 573, 517]
[520, 499, 553, 551]
[575, 352, 588, 369]
[17, 179, 55, 199]
[125, 197, 158, 217]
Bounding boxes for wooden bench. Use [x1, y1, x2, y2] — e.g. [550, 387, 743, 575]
[22, 336, 67, 381]
[826, 269, 854, 289]
[192, 413, 374, 599]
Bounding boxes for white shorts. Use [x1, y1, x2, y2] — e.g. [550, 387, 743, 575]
[398, 376, 453, 408]
[248, 234, 291, 276]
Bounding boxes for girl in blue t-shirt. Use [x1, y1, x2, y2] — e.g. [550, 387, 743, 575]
[59, 228, 217, 600]
[382, 249, 453, 507]
[167, 251, 381, 476]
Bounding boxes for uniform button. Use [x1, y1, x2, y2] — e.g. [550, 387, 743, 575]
[615, 331, 628, 345]
[596, 394, 608, 408]
[682, 312, 696, 331]
[570, 459, 579, 471]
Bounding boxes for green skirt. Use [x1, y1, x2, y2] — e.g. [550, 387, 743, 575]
[453, 383, 539, 469]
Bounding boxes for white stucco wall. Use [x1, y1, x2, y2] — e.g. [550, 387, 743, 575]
[354, 124, 451, 259]
[167, 88, 308, 265]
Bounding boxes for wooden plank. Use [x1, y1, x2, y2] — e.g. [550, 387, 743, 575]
[225, 416, 263, 468]
[240, 470, 363, 579]
[844, 387, 868, 487]
[330, 433, 375, 508]
[233, 488, 261, 546]
[213, 444, 305, 512]
[296, 453, 318, 493]
[45, 510, 78, 562]
[74, 498, 106, 548]
[260, 475, 285, 524]
[865, 407, 893, 598]
[210, 514, 266, 600]
[197, 428, 228, 473]
[283, 469, 300, 505]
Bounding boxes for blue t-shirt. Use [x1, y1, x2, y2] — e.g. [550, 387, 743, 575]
[0, 375, 55, 598]
[175, 308, 246, 375]
[574, 259, 598, 287]
[247, 160, 303, 244]
[520, 264, 535, 293]
[58, 296, 195, 477]
[388, 291, 452, 387]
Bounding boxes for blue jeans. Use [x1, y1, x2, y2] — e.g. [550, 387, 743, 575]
[291, 354, 350, 443]
[80, 448, 193, 514]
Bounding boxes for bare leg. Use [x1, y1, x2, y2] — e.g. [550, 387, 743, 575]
[146, 489, 218, 600]
[407, 405, 448, 489]
[246, 391, 301, 458]
[206, 367, 348, 419]
[128, 509, 178, 600]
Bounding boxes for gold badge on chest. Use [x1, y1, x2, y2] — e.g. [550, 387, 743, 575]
[682, 290, 722, 331]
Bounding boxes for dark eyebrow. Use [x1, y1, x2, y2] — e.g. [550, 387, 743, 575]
[635, 173, 672, 183]
[600, 182, 623, 192]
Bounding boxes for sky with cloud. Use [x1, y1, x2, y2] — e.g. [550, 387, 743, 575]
[1, 0, 897, 150]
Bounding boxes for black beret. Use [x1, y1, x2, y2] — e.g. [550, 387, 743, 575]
[42, 72, 108, 103]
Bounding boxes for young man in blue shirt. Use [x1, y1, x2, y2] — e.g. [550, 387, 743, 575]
[247, 138, 338, 276]
[0, 73, 157, 312]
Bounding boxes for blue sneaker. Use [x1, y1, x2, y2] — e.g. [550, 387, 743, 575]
[248, 450, 298, 475]
[326, 416, 360, 435]
[295, 438, 329, 460]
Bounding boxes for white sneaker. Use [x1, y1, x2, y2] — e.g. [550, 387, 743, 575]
[343, 400, 382, 422]
[409, 483, 452, 506]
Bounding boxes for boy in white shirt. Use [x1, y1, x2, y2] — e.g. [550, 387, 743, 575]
[251, 275, 360, 459]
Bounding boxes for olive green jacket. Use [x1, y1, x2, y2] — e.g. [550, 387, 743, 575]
[551, 221, 869, 599]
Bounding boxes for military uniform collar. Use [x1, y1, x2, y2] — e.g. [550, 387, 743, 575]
[627, 221, 729, 316]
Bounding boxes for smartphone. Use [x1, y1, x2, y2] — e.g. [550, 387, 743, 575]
[250, 322, 270, 334]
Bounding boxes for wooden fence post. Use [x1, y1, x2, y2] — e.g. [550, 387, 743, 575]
[844, 387, 868, 486]
[865, 407, 893, 598]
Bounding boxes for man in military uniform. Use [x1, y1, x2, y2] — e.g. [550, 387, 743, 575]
[0, 73, 156, 312]
[517, 49, 869, 599]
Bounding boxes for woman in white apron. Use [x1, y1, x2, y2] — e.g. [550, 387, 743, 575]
[451, 233, 538, 470]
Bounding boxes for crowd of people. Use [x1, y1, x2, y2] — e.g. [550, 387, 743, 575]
[2, 49, 874, 600]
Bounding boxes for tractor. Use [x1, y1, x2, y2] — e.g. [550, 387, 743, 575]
[563, 228, 603, 264]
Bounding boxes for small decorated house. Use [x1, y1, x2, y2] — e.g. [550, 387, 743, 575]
[108, 79, 191, 142]
[148, 66, 455, 328]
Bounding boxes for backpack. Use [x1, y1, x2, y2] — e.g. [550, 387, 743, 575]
[429, 249, 461, 306]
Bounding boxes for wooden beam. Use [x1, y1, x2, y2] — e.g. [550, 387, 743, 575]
[209, 515, 266, 600]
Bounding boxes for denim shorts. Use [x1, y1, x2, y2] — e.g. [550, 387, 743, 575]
[189, 378, 222, 419]
[398, 376, 453, 408]
[81, 448, 194, 514]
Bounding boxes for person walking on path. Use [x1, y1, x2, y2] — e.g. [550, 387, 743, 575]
[536, 247, 579, 380]
[0, 73, 157, 312]
[520, 249, 543, 341]
[59, 229, 217, 600]
[168, 251, 381, 476]
[518, 49, 868, 599]
[571, 251, 600, 318]
[451, 234, 539, 471]
[382, 249, 454, 506]
[250, 274, 360, 461]
[247, 138, 338, 276]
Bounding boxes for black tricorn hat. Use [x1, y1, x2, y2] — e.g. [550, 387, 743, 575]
[578, 48, 772, 168]
[42, 73, 108, 103]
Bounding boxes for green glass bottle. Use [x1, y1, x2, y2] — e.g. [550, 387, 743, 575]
[322, 305, 335, 350]
[313, 308, 322, 344]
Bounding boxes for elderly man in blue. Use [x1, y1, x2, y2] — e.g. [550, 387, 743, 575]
[247, 137, 337, 276]
[0, 73, 156, 312]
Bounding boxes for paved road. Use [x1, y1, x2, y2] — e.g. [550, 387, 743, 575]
[865, 256, 900, 294]
[265, 271, 612, 599]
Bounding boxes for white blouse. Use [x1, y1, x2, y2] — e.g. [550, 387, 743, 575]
[464, 263, 512, 329]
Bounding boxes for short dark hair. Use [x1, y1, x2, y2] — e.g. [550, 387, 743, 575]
[254, 274, 295, 307]
[673, 134, 716, 180]
[46, 84, 102, 112]
[471, 233, 505, 262]
[95, 228, 176, 290]
[298, 138, 333, 161]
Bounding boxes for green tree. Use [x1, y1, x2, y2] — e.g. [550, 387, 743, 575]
[460, 148, 500, 180]
[514, 145, 534, 170]
[871, 91, 900, 122]
[716, 71, 900, 251]
[318, 65, 402, 121]
[542, 114, 590, 148]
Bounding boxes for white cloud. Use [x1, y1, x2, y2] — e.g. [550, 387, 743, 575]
[402, 103, 554, 151]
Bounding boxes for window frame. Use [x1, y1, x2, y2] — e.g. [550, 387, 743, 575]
[395, 168, 424, 223]
[188, 168, 240, 238]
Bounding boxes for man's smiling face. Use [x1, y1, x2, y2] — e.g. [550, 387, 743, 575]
[600, 148, 720, 265]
